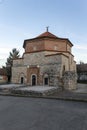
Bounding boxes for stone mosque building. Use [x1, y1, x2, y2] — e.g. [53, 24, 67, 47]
[12, 29, 77, 90]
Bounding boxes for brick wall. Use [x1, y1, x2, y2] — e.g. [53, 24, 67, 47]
[25, 39, 45, 53]
[24, 38, 67, 53]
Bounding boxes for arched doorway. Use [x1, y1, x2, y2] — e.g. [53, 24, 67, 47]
[21, 77, 24, 84]
[43, 74, 49, 86]
[31, 75, 37, 86]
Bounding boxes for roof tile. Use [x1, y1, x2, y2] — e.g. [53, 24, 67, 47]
[36, 31, 58, 38]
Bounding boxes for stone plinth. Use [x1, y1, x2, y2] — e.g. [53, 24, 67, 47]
[63, 71, 77, 90]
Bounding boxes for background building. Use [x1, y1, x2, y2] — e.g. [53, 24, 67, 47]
[0, 68, 8, 84]
[77, 64, 87, 83]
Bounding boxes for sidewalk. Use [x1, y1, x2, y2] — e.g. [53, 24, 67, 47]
[0, 83, 87, 102]
[47, 89, 87, 102]
[74, 83, 87, 93]
[46, 83, 87, 101]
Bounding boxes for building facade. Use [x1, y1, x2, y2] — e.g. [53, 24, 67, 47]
[0, 68, 8, 84]
[77, 64, 87, 83]
[12, 30, 76, 89]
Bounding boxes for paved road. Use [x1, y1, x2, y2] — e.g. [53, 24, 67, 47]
[0, 96, 87, 130]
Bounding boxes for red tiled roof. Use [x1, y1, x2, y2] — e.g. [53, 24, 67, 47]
[36, 31, 58, 39]
[23, 31, 73, 48]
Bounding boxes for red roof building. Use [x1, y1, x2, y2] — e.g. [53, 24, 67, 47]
[12, 30, 76, 90]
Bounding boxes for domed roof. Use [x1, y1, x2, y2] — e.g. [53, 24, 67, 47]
[23, 29, 73, 48]
[36, 31, 58, 39]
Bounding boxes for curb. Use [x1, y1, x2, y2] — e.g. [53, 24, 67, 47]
[0, 92, 87, 102]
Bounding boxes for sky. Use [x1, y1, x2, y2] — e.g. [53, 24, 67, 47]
[0, 0, 87, 67]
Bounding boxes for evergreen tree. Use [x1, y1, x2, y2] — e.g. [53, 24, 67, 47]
[6, 48, 20, 82]
[6, 48, 20, 67]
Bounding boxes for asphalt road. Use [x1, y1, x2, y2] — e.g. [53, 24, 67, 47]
[0, 96, 87, 130]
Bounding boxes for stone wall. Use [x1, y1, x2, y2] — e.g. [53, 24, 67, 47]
[62, 52, 76, 72]
[12, 51, 63, 86]
[11, 66, 27, 84]
[23, 52, 45, 66]
[13, 58, 24, 67]
[63, 71, 77, 90]
[23, 51, 62, 67]
[40, 64, 61, 86]
[12, 50, 76, 90]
